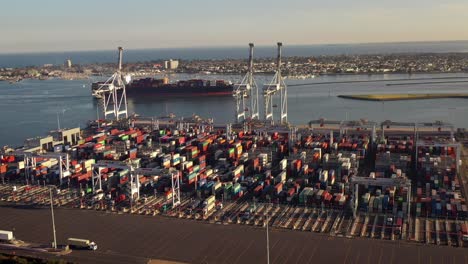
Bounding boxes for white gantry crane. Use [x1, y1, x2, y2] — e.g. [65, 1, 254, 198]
[8, 151, 70, 185]
[92, 161, 181, 207]
[233, 43, 260, 122]
[94, 47, 128, 120]
[263, 42, 287, 124]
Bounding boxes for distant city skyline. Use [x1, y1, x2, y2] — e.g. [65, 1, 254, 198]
[1, 0, 468, 53]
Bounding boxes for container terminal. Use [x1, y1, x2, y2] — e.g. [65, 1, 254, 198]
[0, 46, 467, 262]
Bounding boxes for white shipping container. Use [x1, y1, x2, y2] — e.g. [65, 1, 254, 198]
[84, 159, 96, 168]
[0, 230, 13, 241]
[16, 161, 25, 170]
[276, 171, 287, 183]
[204, 202, 215, 215]
[279, 159, 287, 170]
[213, 182, 222, 193]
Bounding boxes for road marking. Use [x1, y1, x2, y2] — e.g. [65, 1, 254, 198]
[354, 248, 361, 264]
[304, 236, 321, 264]
[418, 248, 421, 264]
[389, 244, 395, 264]
[377, 246, 383, 264]
[342, 244, 351, 264]
[293, 240, 309, 264]
[233, 239, 254, 264]
[366, 242, 372, 264]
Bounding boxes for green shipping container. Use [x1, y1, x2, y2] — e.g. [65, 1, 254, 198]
[224, 184, 233, 193]
[159, 130, 166, 135]
[233, 183, 241, 193]
[229, 148, 235, 154]
[187, 173, 197, 180]
[86, 187, 92, 194]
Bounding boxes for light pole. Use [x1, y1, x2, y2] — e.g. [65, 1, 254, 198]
[49, 187, 57, 249]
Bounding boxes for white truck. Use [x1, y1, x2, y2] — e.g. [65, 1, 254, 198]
[0, 230, 13, 241]
[67, 238, 98, 250]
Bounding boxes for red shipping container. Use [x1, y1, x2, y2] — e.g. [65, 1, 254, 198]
[117, 194, 126, 202]
[275, 182, 283, 194]
[136, 135, 144, 144]
[254, 185, 263, 194]
[94, 143, 103, 149]
[252, 158, 259, 167]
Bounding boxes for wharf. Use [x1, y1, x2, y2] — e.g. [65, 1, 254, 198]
[338, 93, 468, 101]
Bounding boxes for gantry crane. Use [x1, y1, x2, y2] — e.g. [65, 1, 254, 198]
[93, 47, 128, 120]
[234, 43, 259, 122]
[350, 176, 411, 220]
[263, 42, 287, 124]
[92, 161, 180, 207]
[7, 151, 70, 185]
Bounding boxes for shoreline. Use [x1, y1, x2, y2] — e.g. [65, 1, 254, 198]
[2, 71, 468, 84]
[338, 93, 468, 101]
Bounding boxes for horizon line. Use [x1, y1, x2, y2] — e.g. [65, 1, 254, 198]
[1, 39, 468, 56]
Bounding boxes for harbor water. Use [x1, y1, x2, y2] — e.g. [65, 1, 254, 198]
[1, 72, 468, 147]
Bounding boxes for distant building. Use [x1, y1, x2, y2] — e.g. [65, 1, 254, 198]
[65, 59, 72, 69]
[164, 59, 179, 70]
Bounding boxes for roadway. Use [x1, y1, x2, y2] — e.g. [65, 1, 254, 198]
[0, 206, 466, 264]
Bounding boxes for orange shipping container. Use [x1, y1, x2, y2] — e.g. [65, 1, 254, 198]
[0, 164, 7, 173]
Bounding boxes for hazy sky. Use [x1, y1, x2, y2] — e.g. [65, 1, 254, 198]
[1, 0, 468, 53]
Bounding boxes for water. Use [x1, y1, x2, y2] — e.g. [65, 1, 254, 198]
[1, 41, 468, 68]
[1, 72, 468, 147]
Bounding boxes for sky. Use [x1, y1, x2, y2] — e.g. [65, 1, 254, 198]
[1, 0, 468, 53]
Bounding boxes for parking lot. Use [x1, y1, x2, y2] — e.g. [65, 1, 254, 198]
[1, 184, 466, 249]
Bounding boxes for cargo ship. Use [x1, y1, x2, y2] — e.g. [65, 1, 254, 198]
[92, 77, 233, 98]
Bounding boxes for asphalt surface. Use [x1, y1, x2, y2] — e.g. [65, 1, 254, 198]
[0, 205, 467, 264]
